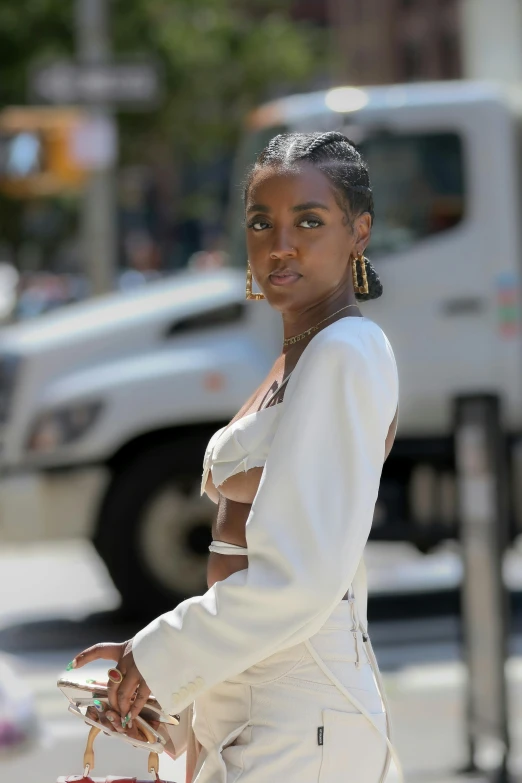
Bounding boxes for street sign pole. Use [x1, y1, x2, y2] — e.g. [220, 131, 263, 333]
[454, 395, 512, 782]
[75, 0, 116, 296]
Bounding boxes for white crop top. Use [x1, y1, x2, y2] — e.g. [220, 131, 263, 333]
[200, 374, 291, 497]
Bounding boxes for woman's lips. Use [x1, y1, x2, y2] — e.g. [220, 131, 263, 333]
[269, 273, 302, 286]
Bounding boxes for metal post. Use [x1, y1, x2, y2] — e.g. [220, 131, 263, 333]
[454, 395, 512, 782]
[75, 0, 117, 295]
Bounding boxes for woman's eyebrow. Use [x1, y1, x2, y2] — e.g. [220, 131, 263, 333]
[291, 201, 329, 212]
[246, 200, 330, 214]
[247, 203, 270, 213]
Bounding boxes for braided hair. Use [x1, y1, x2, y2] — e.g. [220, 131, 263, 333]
[244, 130, 382, 302]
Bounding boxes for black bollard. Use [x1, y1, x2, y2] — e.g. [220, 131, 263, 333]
[454, 395, 512, 782]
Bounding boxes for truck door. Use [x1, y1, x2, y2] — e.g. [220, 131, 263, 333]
[351, 94, 522, 541]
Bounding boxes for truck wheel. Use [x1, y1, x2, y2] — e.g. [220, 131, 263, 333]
[94, 439, 214, 620]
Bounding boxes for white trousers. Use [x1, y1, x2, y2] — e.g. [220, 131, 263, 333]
[189, 598, 402, 783]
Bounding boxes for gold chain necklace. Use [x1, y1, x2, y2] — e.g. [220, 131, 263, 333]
[283, 304, 360, 347]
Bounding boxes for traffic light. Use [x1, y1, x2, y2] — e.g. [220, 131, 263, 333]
[0, 107, 89, 197]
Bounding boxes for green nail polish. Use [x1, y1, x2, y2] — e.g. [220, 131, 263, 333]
[93, 699, 104, 711]
[86, 679, 96, 684]
[66, 660, 76, 671]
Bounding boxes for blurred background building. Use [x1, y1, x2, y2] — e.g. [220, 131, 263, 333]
[328, 0, 461, 83]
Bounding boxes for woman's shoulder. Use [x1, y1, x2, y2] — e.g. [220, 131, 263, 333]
[282, 316, 398, 431]
[299, 316, 396, 373]
[283, 317, 398, 410]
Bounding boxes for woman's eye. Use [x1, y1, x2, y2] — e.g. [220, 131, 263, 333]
[248, 220, 270, 231]
[299, 218, 322, 229]
[246, 217, 322, 230]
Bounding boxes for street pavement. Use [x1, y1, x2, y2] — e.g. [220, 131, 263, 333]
[1, 539, 522, 782]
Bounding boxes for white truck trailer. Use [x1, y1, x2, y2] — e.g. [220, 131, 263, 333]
[1, 80, 521, 616]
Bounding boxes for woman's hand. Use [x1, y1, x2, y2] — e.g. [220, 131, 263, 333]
[71, 639, 151, 727]
[85, 703, 160, 742]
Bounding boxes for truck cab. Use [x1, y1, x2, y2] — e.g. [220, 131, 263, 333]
[0, 270, 282, 616]
[1, 80, 521, 616]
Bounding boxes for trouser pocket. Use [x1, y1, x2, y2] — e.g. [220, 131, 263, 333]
[218, 720, 251, 783]
[193, 719, 251, 783]
[318, 709, 388, 783]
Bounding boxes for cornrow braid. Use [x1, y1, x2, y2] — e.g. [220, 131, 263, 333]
[303, 130, 349, 156]
[244, 130, 382, 302]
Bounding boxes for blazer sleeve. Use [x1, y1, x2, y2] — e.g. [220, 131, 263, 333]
[132, 321, 399, 716]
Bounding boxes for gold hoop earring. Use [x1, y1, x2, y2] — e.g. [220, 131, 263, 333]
[246, 261, 265, 300]
[352, 252, 369, 296]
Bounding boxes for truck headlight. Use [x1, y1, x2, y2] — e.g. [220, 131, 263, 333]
[26, 401, 104, 453]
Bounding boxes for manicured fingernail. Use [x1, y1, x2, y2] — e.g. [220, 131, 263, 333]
[66, 660, 76, 671]
[121, 713, 130, 728]
[86, 679, 96, 684]
[93, 699, 104, 712]
[107, 714, 115, 722]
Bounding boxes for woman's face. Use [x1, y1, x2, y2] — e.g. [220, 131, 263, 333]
[245, 162, 371, 313]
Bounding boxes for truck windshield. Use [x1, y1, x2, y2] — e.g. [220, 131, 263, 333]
[360, 132, 464, 258]
[228, 125, 465, 266]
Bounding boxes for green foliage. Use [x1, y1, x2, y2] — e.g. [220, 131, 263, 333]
[112, 0, 324, 161]
[0, 0, 324, 161]
[0, 0, 325, 242]
[0, 1, 72, 105]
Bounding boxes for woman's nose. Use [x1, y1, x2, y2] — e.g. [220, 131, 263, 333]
[269, 232, 297, 260]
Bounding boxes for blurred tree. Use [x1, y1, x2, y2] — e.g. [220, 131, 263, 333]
[0, 2, 72, 107]
[0, 0, 325, 261]
[0, 0, 322, 166]
[113, 0, 322, 157]
[112, 0, 325, 230]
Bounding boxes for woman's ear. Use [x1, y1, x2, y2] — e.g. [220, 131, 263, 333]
[354, 212, 372, 252]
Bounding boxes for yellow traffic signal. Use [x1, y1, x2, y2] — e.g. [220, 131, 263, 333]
[0, 107, 89, 197]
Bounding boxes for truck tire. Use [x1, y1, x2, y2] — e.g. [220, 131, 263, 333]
[94, 439, 214, 620]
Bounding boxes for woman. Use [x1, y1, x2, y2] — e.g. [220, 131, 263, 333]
[72, 130, 403, 783]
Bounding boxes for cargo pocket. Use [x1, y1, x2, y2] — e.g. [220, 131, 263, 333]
[218, 720, 251, 783]
[194, 719, 251, 783]
[318, 708, 388, 783]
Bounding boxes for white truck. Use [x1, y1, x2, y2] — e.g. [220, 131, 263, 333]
[1, 79, 521, 617]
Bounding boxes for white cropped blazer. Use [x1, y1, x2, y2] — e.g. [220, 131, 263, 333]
[132, 316, 399, 718]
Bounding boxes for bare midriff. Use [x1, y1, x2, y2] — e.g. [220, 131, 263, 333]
[205, 403, 399, 590]
[206, 478, 260, 588]
[202, 330, 399, 592]
[205, 357, 289, 589]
